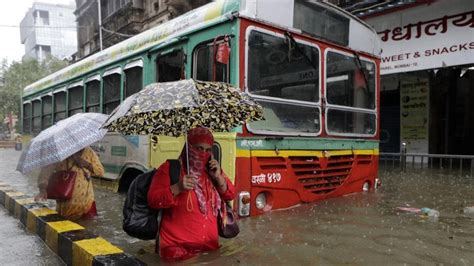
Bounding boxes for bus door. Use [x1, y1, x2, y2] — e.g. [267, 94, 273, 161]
[149, 46, 187, 168]
[192, 37, 236, 182]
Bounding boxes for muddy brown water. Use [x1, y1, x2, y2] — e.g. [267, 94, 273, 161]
[1, 149, 473, 265]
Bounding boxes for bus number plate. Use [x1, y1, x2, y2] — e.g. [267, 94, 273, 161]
[252, 172, 282, 185]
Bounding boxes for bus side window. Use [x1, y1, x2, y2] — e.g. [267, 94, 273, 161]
[41, 95, 53, 130]
[68, 85, 84, 116]
[54, 91, 66, 123]
[193, 40, 229, 82]
[86, 80, 100, 112]
[23, 102, 32, 134]
[125, 66, 143, 97]
[103, 68, 122, 114]
[156, 50, 184, 82]
[32, 99, 41, 134]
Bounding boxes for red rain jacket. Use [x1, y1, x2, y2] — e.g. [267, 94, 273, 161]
[147, 160, 235, 260]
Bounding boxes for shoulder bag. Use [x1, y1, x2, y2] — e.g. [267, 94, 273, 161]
[46, 160, 77, 200]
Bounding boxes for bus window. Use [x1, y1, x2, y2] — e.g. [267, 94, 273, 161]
[247, 29, 320, 135]
[54, 91, 66, 123]
[125, 66, 143, 97]
[156, 50, 184, 82]
[326, 51, 376, 135]
[32, 100, 41, 134]
[41, 95, 53, 129]
[68, 85, 84, 116]
[103, 68, 122, 114]
[23, 102, 32, 134]
[86, 80, 100, 112]
[193, 41, 229, 82]
[326, 52, 375, 109]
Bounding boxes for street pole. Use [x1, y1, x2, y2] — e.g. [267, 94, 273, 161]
[97, 0, 103, 50]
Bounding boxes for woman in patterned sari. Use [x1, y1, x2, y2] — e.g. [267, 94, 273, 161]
[35, 146, 104, 220]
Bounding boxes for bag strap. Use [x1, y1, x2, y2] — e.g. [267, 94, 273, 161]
[167, 159, 180, 185]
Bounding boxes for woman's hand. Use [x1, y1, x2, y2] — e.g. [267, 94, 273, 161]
[171, 175, 196, 196]
[208, 160, 227, 191]
[34, 190, 47, 201]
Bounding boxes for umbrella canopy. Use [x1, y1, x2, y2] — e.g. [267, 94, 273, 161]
[17, 112, 108, 174]
[103, 79, 264, 136]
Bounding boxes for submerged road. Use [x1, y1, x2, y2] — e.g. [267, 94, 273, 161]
[1, 148, 474, 265]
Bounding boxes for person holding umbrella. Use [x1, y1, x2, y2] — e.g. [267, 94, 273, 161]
[35, 147, 104, 219]
[17, 113, 108, 220]
[147, 127, 235, 261]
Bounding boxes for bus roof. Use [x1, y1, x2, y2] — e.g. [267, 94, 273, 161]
[23, 0, 380, 98]
[23, 0, 240, 97]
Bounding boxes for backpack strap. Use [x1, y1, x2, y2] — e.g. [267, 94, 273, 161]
[167, 159, 180, 185]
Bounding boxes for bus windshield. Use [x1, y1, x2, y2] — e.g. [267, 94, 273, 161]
[247, 30, 320, 134]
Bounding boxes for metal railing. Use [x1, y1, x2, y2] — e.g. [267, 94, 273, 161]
[379, 145, 474, 177]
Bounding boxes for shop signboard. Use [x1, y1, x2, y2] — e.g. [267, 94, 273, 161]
[366, 0, 474, 75]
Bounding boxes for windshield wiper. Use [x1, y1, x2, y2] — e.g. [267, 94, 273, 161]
[352, 52, 371, 98]
[284, 31, 318, 71]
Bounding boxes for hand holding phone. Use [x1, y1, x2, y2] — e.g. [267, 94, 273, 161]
[208, 154, 226, 190]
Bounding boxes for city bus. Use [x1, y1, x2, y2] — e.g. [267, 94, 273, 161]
[21, 0, 381, 217]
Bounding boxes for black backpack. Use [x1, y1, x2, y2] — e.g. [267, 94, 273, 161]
[122, 160, 180, 240]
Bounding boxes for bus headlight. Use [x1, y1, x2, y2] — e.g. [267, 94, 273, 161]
[238, 191, 251, 217]
[255, 192, 267, 210]
[362, 181, 370, 192]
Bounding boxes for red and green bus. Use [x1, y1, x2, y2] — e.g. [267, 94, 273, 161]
[21, 0, 381, 217]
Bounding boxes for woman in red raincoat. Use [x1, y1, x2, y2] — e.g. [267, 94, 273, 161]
[147, 127, 235, 261]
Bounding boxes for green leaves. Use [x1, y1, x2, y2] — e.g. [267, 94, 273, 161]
[0, 56, 68, 121]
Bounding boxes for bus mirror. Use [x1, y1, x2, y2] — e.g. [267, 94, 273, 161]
[215, 42, 230, 65]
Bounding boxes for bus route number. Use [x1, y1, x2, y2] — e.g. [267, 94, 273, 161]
[252, 172, 282, 185]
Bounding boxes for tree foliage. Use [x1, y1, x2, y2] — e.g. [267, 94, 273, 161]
[0, 56, 68, 121]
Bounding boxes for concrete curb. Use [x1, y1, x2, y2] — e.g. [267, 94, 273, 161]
[0, 181, 145, 266]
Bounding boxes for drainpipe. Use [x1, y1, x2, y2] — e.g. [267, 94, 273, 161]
[97, 0, 103, 50]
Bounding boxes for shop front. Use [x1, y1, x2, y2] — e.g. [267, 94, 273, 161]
[365, 0, 474, 155]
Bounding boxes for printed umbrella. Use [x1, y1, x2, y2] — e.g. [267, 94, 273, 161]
[103, 79, 264, 136]
[16, 112, 108, 174]
[102, 79, 264, 173]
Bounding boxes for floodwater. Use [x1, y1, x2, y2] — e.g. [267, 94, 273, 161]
[1, 149, 474, 265]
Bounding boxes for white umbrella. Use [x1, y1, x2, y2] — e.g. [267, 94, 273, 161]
[16, 113, 108, 174]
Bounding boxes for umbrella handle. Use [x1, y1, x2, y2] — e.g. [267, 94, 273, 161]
[185, 134, 190, 176]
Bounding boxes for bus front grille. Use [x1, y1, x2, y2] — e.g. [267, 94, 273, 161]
[290, 155, 354, 194]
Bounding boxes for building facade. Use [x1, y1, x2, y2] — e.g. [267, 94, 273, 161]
[357, 0, 474, 155]
[74, 0, 210, 59]
[20, 2, 78, 61]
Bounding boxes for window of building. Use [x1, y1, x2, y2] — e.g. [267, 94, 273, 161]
[156, 50, 184, 82]
[34, 10, 50, 25]
[86, 79, 100, 112]
[54, 91, 67, 123]
[193, 41, 229, 82]
[41, 95, 53, 130]
[23, 103, 32, 134]
[102, 0, 131, 18]
[36, 45, 52, 60]
[32, 100, 42, 134]
[103, 68, 122, 114]
[68, 85, 84, 116]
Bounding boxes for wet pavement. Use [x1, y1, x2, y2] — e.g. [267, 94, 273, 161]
[1, 148, 474, 265]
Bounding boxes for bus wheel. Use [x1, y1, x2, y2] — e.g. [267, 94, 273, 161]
[118, 168, 143, 193]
